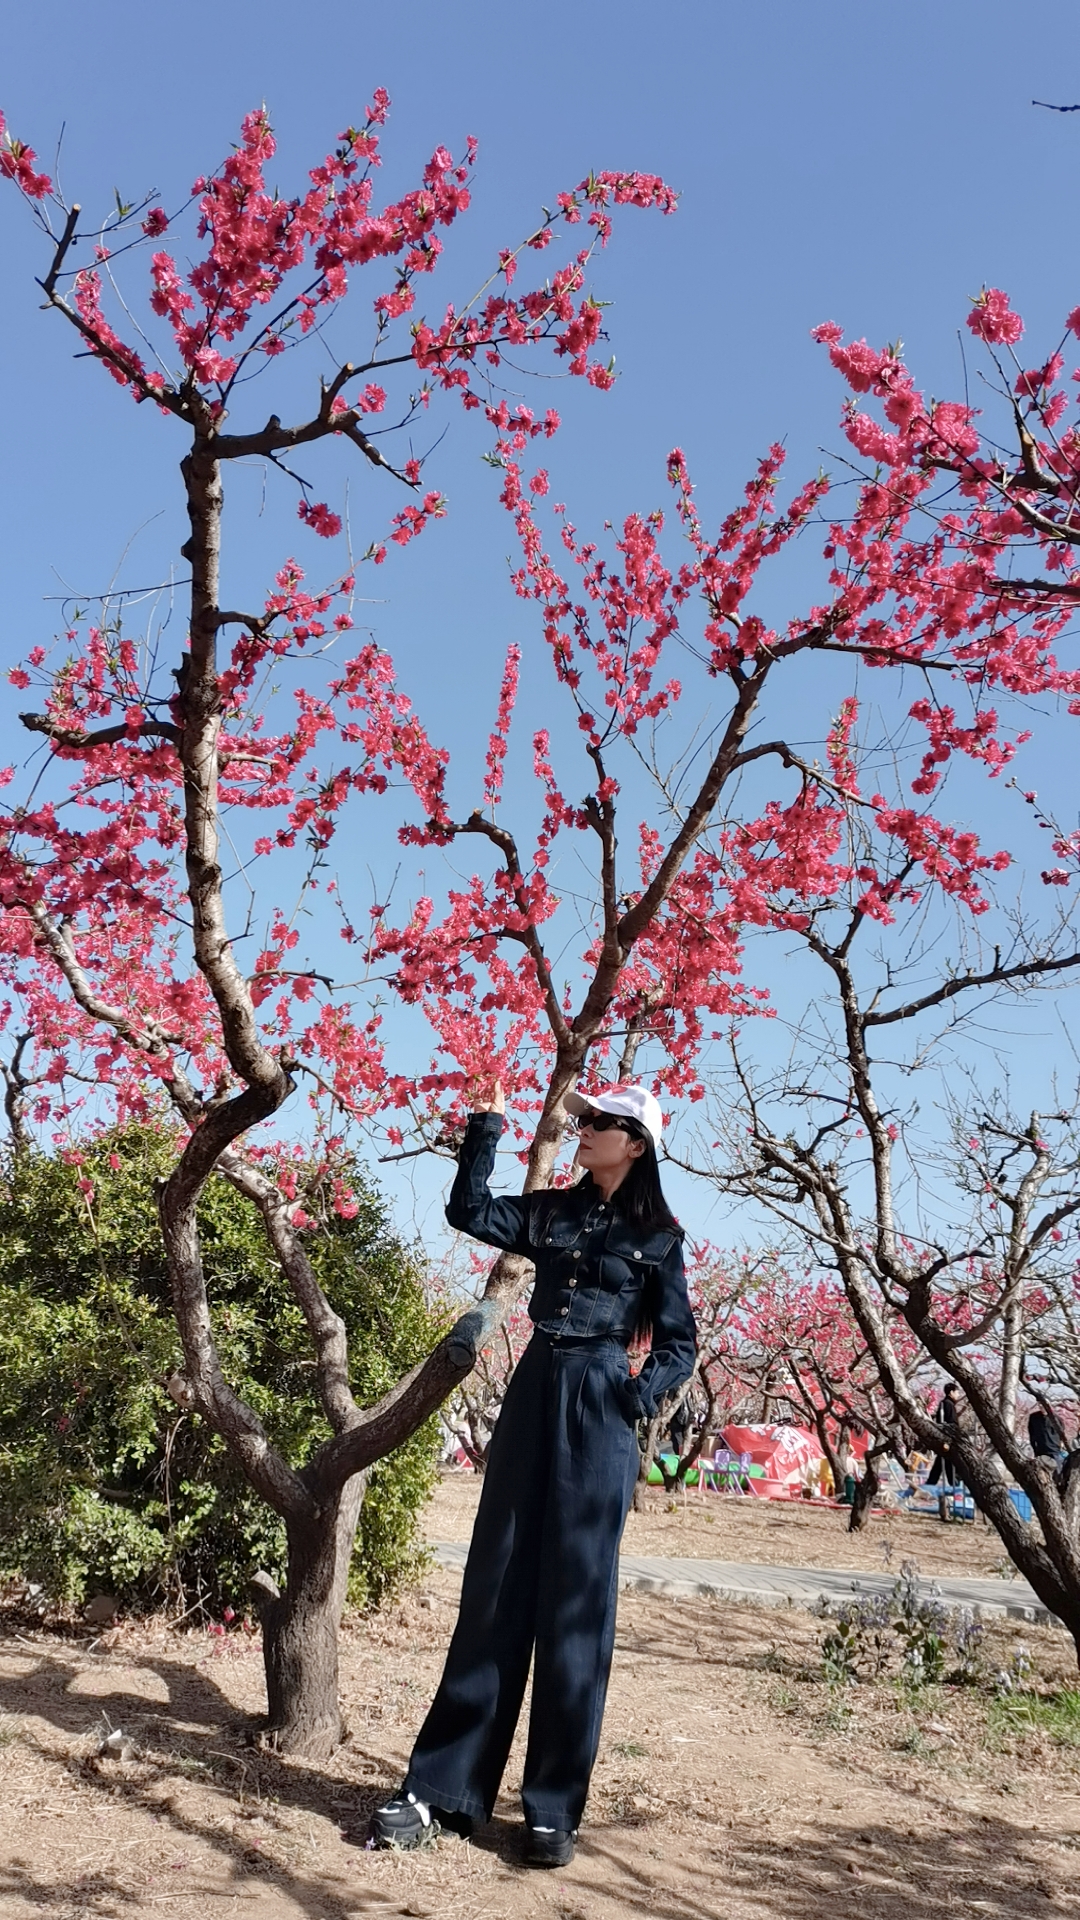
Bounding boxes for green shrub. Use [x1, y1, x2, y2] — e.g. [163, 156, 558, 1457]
[0, 1124, 447, 1614]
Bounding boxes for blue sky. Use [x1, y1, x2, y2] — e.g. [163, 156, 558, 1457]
[4, 2, 1080, 1250]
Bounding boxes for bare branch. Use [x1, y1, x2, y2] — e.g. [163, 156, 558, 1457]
[864, 948, 1080, 1029]
[731, 737, 869, 808]
[39, 202, 80, 299]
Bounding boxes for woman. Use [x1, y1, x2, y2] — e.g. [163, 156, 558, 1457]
[372, 1081, 696, 1867]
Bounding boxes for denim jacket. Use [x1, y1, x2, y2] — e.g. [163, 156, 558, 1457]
[446, 1112, 697, 1420]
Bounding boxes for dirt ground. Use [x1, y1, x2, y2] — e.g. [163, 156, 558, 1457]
[426, 1470, 1024, 1580]
[2, 1484, 1078, 1920]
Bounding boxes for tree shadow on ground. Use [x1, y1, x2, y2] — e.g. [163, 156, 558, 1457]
[0, 1863, 145, 1915]
[3, 1633, 1078, 1920]
[0, 1643, 413, 1919]
[579, 1806, 1079, 1920]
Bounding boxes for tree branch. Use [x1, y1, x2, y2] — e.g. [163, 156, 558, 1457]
[39, 202, 81, 299]
[213, 1148, 359, 1435]
[307, 1299, 503, 1493]
[864, 948, 1080, 1029]
[617, 665, 768, 951]
[25, 904, 191, 1086]
[20, 711, 179, 752]
[731, 738, 868, 807]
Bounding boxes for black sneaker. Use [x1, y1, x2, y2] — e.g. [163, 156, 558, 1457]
[525, 1826, 577, 1868]
[370, 1792, 437, 1850]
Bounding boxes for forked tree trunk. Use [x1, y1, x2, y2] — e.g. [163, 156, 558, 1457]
[854, 1265, 1080, 1657]
[255, 1475, 366, 1758]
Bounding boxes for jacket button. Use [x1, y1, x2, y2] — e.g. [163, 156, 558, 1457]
[568, 1277, 577, 1288]
[559, 1306, 569, 1316]
[572, 1250, 581, 1259]
[633, 1250, 642, 1259]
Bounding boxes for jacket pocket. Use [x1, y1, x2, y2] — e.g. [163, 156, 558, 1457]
[529, 1214, 585, 1252]
[603, 1224, 676, 1266]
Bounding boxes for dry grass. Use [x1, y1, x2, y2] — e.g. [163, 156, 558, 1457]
[0, 1546, 1077, 1920]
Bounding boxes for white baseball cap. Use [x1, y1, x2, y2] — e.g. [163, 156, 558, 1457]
[565, 1083, 665, 1151]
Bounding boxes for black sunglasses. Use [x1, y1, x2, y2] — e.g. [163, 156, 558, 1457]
[574, 1111, 641, 1137]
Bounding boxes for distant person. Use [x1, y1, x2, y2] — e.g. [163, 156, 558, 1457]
[1028, 1403, 1067, 1463]
[668, 1402, 691, 1458]
[927, 1383, 961, 1516]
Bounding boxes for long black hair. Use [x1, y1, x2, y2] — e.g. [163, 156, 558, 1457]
[604, 1125, 680, 1346]
[594, 1122, 679, 1237]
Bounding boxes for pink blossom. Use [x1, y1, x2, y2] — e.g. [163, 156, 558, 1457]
[0, 111, 52, 198]
[966, 287, 1024, 346]
[298, 500, 343, 539]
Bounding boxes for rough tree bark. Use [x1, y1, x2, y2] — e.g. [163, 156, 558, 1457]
[254, 1480, 366, 1754]
[848, 1455, 880, 1532]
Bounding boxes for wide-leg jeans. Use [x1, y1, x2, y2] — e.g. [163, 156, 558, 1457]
[403, 1330, 640, 1831]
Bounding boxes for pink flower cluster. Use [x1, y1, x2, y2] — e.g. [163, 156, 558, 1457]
[483, 646, 521, 807]
[0, 109, 51, 198]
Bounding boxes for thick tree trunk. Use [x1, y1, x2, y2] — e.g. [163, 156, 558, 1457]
[633, 1411, 664, 1510]
[848, 1454, 880, 1532]
[676, 1425, 706, 1488]
[255, 1476, 366, 1758]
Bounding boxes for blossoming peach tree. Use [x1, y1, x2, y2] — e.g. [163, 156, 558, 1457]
[6, 85, 1080, 1728]
[0, 98, 676, 1752]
